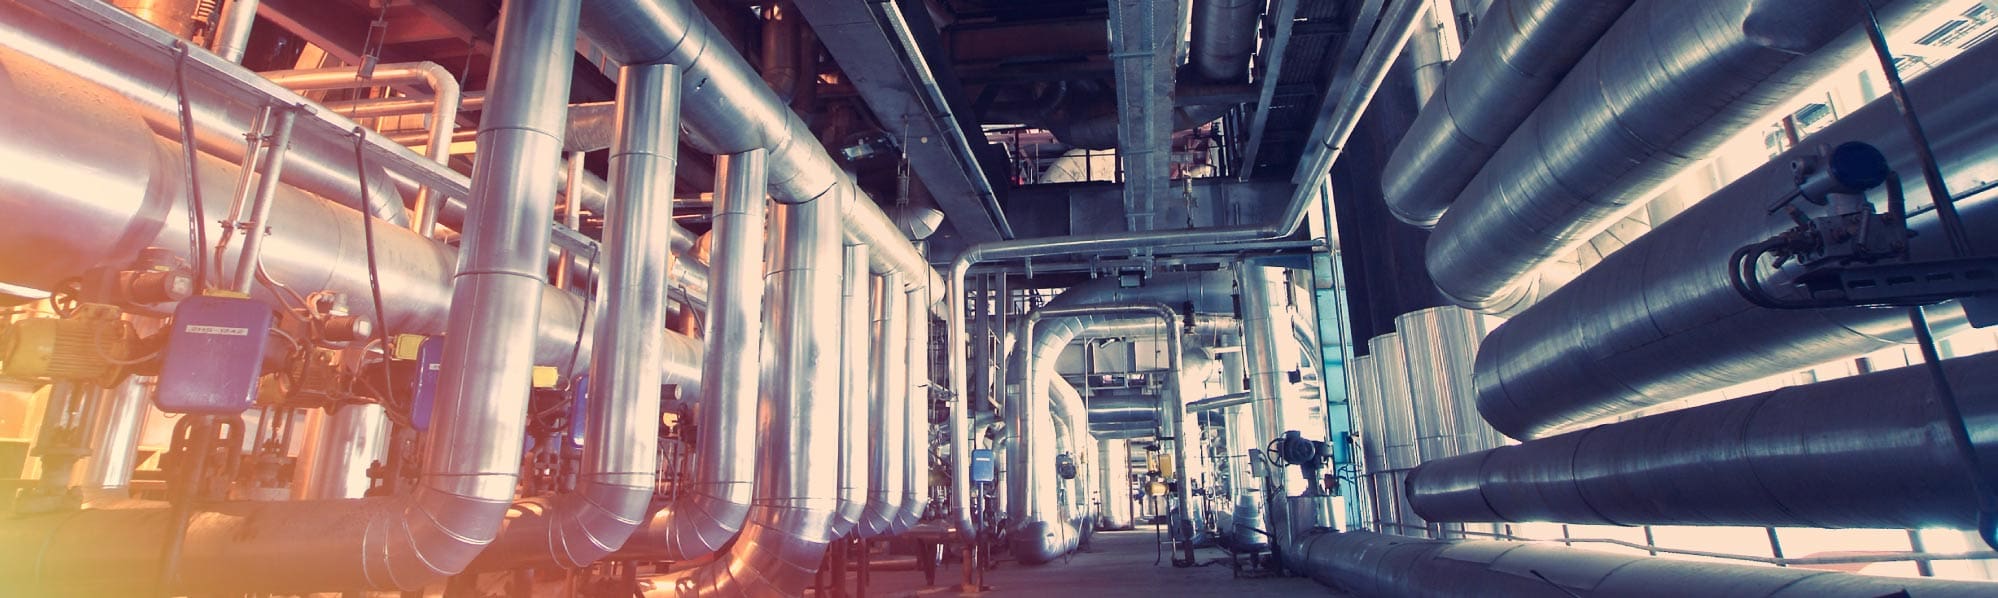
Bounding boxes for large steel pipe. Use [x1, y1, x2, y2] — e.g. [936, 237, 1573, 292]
[1291, 531, 1998, 597]
[1427, 0, 1940, 313]
[858, 271, 909, 537]
[622, 150, 768, 559]
[833, 237, 873, 537]
[476, 63, 683, 569]
[1411, 353, 1998, 529]
[895, 282, 934, 532]
[1381, 0, 1636, 227]
[1472, 32, 1998, 440]
[1098, 439, 1135, 530]
[640, 165, 842, 597]
[1367, 333, 1427, 536]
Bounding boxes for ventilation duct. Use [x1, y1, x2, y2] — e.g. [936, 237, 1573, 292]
[1471, 31, 1998, 440]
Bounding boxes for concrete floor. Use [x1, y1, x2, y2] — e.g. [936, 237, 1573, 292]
[835, 530, 1349, 597]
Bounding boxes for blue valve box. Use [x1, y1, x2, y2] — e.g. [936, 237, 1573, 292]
[410, 336, 444, 430]
[568, 375, 589, 448]
[970, 449, 996, 483]
[156, 295, 273, 414]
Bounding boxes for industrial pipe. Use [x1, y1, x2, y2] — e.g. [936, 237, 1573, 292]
[1098, 438, 1135, 530]
[1346, 354, 1388, 530]
[1189, 0, 1262, 83]
[1290, 531, 1998, 597]
[79, 375, 152, 495]
[1381, 0, 1636, 227]
[621, 150, 768, 559]
[895, 282, 934, 532]
[289, 403, 389, 500]
[1470, 28, 1998, 439]
[1368, 333, 1428, 536]
[264, 62, 465, 235]
[639, 168, 843, 596]
[1014, 302, 1192, 565]
[1240, 266, 1303, 549]
[833, 237, 873, 537]
[1410, 353, 1998, 530]
[858, 271, 910, 538]
[208, 0, 256, 63]
[1427, 0, 1939, 313]
[476, 63, 683, 569]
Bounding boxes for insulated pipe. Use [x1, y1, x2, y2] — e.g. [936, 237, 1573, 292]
[1015, 302, 1191, 565]
[1087, 390, 1162, 431]
[1381, 0, 1636, 227]
[1189, 0, 1262, 83]
[476, 63, 682, 569]
[640, 175, 842, 596]
[1470, 32, 1998, 440]
[895, 282, 934, 532]
[0, 4, 587, 593]
[1397, 307, 1500, 465]
[1347, 354, 1387, 530]
[1291, 531, 1998, 597]
[1098, 438, 1135, 530]
[209, 0, 257, 63]
[577, 0, 943, 296]
[833, 238, 872, 537]
[621, 150, 767, 559]
[80, 375, 151, 494]
[1240, 266, 1301, 548]
[1368, 333, 1428, 536]
[1410, 353, 1998, 529]
[858, 271, 909, 538]
[1427, 0, 1937, 314]
[290, 403, 389, 500]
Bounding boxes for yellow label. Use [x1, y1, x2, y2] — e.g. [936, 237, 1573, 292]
[531, 366, 559, 389]
[392, 334, 427, 361]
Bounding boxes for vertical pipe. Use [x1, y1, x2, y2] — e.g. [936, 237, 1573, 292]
[835, 239, 872, 537]
[897, 282, 933, 531]
[81, 375, 152, 492]
[1369, 332, 1427, 536]
[1240, 265, 1297, 550]
[227, 107, 295, 295]
[290, 403, 389, 500]
[860, 271, 908, 537]
[1099, 439, 1134, 529]
[209, 0, 257, 63]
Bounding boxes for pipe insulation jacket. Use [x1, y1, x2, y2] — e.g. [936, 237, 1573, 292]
[1471, 26, 1998, 440]
[1292, 531, 1998, 597]
[1426, 0, 1942, 314]
[1411, 352, 1998, 529]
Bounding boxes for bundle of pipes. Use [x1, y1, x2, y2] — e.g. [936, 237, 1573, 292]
[1290, 531, 1998, 597]
[1409, 352, 1998, 530]
[1425, 0, 1943, 314]
[1471, 24, 1998, 440]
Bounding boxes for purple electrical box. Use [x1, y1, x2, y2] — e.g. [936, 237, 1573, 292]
[411, 336, 445, 431]
[155, 295, 273, 414]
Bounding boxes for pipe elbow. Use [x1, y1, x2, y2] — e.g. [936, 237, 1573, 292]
[623, 483, 753, 560]
[1009, 519, 1078, 566]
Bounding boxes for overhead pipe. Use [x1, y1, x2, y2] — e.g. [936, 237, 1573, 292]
[475, 63, 684, 569]
[1087, 390, 1163, 432]
[1381, 0, 1636, 227]
[208, 0, 256, 63]
[858, 271, 910, 538]
[1470, 31, 1998, 440]
[895, 282, 935, 532]
[577, 0, 944, 297]
[639, 157, 843, 596]
[1426, 0, 1940, 314]
[942, 0, 1429, 522]
[865, 0, 1016, 239]
[621, 150, 768, 559]
[264, 62, 466, 236]
[1014, 302, 1191, 565]
[1291, 531, 1998, 597]
[1189, 0, 1262, 83]
[833, 236, 873, 537]
[1410, 353, 1998, 529]
[0, 3, 588, 592]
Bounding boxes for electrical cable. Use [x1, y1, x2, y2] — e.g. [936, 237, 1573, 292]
[351, 128, 399, 412]
[171, 43, 211, 291]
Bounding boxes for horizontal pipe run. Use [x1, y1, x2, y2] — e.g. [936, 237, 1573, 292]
[1470, 31, 1998, 439]
[1410, 353, 1998, 529]
[1291, 531, 1998, 597]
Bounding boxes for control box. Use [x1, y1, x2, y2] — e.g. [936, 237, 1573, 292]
[410, 336, 444, 430]
[156, 295, 273, 414]
[970, 449, 995, 483]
